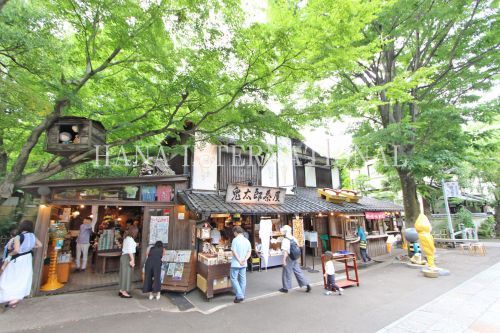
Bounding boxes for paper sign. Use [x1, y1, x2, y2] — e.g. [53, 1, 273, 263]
[149, 215, 169, 245]
[292, 218, 305, 247]
[173, 263, 184, 280]
[444, 182, 460, 198]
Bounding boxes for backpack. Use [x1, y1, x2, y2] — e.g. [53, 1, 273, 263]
[286, 237, 302, 261]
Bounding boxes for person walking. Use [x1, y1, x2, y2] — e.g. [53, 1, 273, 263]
[279, 225, 311, 293]
[357, 224, 372, 263]
[119, 226, 138, 298]
[75, 217, 93, 272]
[0, 220, 41, 308]
[230, 226, 251, 303]
[143, 241, 165, 300]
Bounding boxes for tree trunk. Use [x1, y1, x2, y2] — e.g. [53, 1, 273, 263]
[0, 99, 68, 198]
[422, 197, 432, 218]
[0, 129, 7, 178]
[397, 168, 421, 227]
[495, 203, 500, 237]
[495, 190, 500, 236]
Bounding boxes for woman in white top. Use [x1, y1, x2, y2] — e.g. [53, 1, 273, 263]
[0, 220, 42, 308]
[119, 226, 138, 298]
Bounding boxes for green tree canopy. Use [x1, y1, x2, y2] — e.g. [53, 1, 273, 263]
[0, 0, 309, 197]
[289, 0, 499, 225]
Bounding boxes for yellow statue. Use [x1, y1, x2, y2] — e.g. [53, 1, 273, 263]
[414, 214, 436, 269]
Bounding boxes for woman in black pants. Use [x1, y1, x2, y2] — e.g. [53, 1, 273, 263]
[143, 241, 165, 300]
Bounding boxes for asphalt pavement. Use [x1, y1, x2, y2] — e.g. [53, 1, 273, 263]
[2, 246, 499, 333]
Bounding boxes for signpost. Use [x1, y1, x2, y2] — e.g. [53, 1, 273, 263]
[442, 180, 459, 240]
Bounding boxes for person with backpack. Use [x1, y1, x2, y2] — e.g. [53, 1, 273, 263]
[1, 227, 18, 272]
[0, 220, 41, 309]
[279, 225, 311, 293]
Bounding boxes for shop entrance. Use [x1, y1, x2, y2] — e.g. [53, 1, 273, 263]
[39, 204, 144, 294]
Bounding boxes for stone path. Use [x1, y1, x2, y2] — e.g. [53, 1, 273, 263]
[377, 262, 500, 333]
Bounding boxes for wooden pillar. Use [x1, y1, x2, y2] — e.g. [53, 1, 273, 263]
[141, 207, 151, 267]
[32, 205, 52, 296]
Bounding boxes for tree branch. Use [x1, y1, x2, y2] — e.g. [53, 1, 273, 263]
[73, 47, 122, 92]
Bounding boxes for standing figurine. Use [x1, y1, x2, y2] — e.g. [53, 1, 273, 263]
[414, 214, 436, 269]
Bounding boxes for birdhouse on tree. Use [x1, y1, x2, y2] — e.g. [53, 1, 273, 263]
[45, 116, 106, 156]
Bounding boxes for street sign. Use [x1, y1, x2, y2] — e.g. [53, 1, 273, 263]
[444, 182, 460, 198]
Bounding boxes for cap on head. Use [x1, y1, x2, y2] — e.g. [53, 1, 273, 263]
[280, 225, 292, 235]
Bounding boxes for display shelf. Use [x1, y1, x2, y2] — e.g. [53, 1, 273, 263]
[196, 261, 231, 300]
[162, 250, 197, 293]
[259, 253, 284, 269]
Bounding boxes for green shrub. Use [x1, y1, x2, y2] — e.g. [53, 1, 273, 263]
[455, 207, 474, 229]
[478, 216, 496, 239]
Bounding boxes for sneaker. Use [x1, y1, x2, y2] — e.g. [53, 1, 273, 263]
[233, 298, 242, 303]
[149, 294, 154, 300]
[324, 291, 332, 296]
[306, 285, 311, 293]
[156, 294, 160, 301]
[338, 288, 344, 295]
[278, 288, 288, 293]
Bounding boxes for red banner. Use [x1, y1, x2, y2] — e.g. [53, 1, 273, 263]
[365, 211, 386, 220]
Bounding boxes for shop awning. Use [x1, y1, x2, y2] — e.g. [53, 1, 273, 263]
[365, 211, 387, 220]
[180, 188, 403, 219]
[294, 188, 403, 214]
[179, 190, 333, 216]
[293, 187, 361, 213]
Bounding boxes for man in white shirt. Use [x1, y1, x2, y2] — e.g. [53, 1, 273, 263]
[230, 226, 251, 303]
[279, 225, 311, 293]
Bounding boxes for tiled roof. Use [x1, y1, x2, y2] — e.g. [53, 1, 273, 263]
[179, 188, 402, 216]
[354, 196, 403, 212]
[293, 187, 359, 213]
[295, 187, 403, 212]
[179, 191, 329, 215]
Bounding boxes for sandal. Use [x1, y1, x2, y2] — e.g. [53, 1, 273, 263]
[7, 301, 18, 308]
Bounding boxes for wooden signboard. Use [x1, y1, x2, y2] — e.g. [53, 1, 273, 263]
[226, 184, 285, 204]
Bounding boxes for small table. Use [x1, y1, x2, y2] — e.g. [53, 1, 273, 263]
[97, 251, 122, 274]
